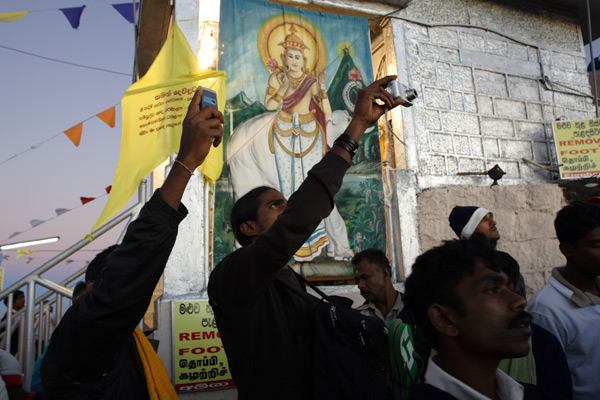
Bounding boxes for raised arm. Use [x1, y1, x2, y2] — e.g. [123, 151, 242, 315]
[161, 87, 225, 209]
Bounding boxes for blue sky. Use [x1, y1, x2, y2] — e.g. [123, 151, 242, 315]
[0, 1, 138, 305]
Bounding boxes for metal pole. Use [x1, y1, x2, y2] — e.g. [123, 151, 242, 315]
[384, 166, 402, 281]
[5, 294, 13, 352]
[0, 200, 143, 302]
[34, 277, 73, 298]
[23, 280, 36, 390]
[586, 0, 599, 117]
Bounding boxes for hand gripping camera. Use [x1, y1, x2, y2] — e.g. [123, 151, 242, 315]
[387, 80, 418, 107]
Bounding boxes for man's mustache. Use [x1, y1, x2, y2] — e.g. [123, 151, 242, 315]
[508, 311, 532, 328]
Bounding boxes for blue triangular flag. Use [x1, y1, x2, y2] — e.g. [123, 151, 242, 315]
[112, 3, 139, 24]
[587, 56, 600, 72]
[30, 219, 44, 227]
[60, 5, 86, 29]
[55, 208, 70, 216]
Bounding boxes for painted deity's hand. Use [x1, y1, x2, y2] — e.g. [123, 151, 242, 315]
[277, 71, 289, 89]
[318, 71, 327, 87]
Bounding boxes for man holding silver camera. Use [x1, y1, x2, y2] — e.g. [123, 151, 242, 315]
[208, 75, 405, 400]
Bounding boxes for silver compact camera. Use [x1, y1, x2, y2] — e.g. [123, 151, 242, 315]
[387, 80, 417, 107]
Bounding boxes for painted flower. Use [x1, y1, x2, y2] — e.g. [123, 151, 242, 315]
[266, 58, 279, 72]
[348, 68, 362, 81]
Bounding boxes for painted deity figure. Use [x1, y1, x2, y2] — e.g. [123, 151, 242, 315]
[264, 26, 330, 199]
[263, 26, 352, 262]
[226, 23, 354, 262]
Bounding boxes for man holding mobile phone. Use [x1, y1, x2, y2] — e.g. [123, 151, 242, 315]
[41, 87, 224, 399]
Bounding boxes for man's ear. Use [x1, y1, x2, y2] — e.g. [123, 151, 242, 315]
[559, 242, 574, 259]
[240, 221, 259, 239]
[427, 304, 460, 338]
[383, 268, 391, 280]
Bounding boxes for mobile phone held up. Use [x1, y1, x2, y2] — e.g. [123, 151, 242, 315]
[200, 88, 218, 111]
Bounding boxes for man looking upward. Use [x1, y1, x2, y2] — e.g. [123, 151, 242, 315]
[208, 76, 404, 400]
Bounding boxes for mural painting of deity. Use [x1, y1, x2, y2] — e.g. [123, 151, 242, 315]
[215, 0, 386, 270]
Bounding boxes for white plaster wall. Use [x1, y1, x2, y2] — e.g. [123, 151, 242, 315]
[390, 0, 594, 183]
[416, 183, 567, 297]
[387, 0, 594, 284]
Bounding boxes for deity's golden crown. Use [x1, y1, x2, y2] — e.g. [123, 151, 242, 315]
[278, 26, 309, 51]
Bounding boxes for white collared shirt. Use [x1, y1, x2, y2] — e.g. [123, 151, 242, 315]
[529, 267, 600, 400]
[424, 356, 525, 400]
[355, 290, 405, 327]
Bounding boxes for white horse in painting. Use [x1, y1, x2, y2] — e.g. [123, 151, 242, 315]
[226, 109, 354, 260]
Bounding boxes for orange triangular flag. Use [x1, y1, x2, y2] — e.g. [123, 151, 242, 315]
[96, 106, 116, 128]
[64, 124, 83, 147]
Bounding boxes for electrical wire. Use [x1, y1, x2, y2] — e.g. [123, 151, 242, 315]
[377, 14, 596, 102]
[0, 45, 132, 76]
[0, 102, 121, 167]
[384, 107, 407, 147]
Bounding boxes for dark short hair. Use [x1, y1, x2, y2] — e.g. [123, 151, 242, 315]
[85, 244, 118, 282]
[72, 281, 87, 301]
[351, 248, 390, 271]
[231, 186, 275, 246]
[405, 234, 503, 349]
[555, 201, 600, 246]
[4, 290, 24, 307]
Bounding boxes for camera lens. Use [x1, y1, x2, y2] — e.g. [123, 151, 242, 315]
[405, 89, 418, 102]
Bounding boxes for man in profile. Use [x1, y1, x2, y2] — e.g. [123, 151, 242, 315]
[529, 201, 600, 400]
[448, 205, 572, 399]
[208, 76, 404, 400]
[405, 237, 540, 399]
[352, 248, 430, 363]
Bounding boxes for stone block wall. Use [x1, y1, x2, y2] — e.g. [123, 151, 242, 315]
[417, 183, 567, 297]
[392, 0, 596, 182]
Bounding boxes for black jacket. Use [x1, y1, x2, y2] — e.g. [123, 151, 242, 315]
[41, 191, 187, 399]
[208, 151, 350, 400]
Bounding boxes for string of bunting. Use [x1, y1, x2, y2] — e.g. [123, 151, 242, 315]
[0, 3, 140, 28]
[5, 185, 113, 241]
[0, 251, 92, 267]
[0, 104, 118, 167]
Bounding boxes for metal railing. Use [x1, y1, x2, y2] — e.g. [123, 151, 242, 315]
[0, 181, 147, 389]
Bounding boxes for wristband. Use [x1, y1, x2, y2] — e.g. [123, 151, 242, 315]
[334, 133, 359, 151]
[333, 140, 357, 158]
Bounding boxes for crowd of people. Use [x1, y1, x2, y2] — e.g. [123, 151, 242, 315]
[0, 77, 594, 400]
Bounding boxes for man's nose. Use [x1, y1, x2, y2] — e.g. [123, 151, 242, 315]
[508, 289, 526, 311]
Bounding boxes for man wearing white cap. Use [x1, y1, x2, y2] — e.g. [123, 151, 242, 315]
[449, 206, 499, 241]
